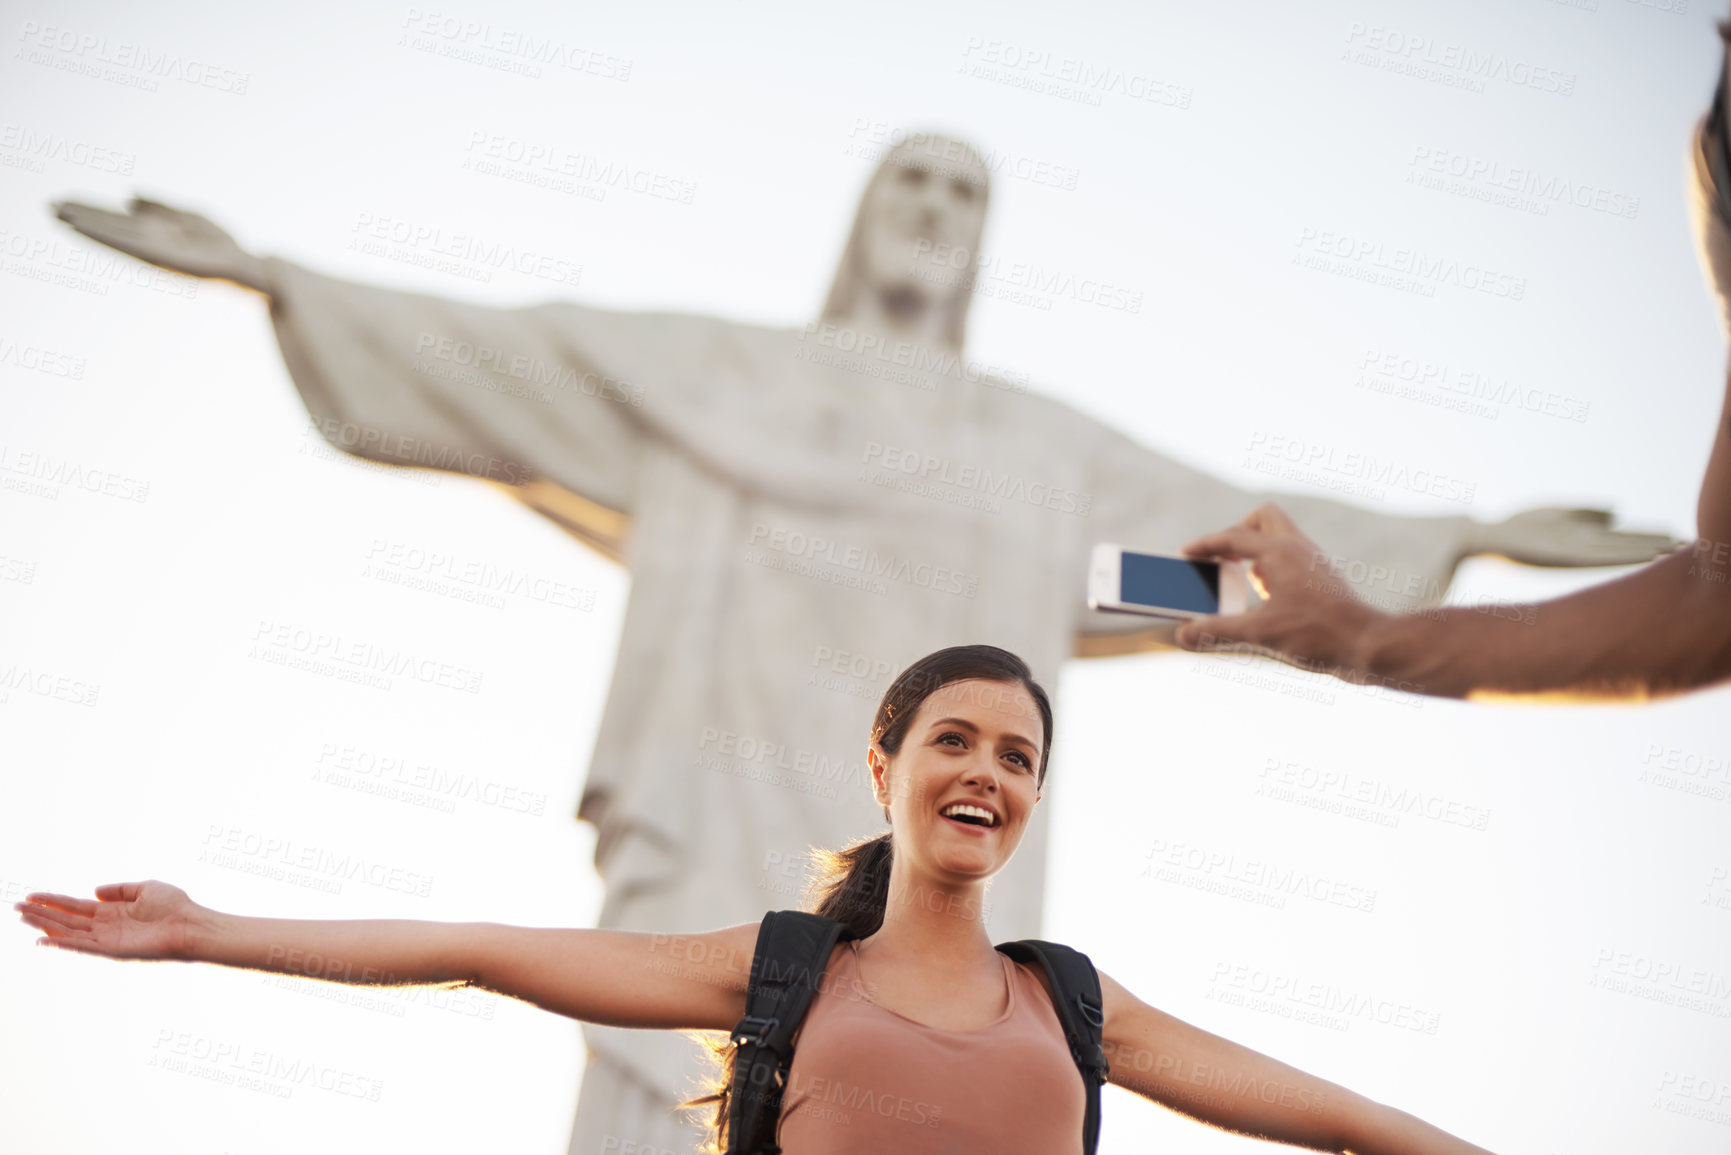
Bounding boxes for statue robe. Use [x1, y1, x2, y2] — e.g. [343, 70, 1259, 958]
[263, 256, 1470, 1150]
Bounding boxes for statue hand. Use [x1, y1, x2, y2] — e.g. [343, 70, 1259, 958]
[16, 880, 201, 961]
[1468, 507, 1681, 567]
[51, 196, 273, 293]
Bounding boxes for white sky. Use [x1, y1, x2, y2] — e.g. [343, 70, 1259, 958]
[3, 1, 1730, 1153]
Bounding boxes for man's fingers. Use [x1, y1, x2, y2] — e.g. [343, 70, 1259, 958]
[1243, 502, 1300, 535]
[1176, 609, 1265, 651]
[1182, 526, 1272, 562]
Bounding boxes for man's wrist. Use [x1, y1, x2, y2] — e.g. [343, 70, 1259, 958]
[1348, 605, 1425, 686]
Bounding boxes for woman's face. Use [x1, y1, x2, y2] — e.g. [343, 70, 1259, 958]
[870, 678, 1043, 886]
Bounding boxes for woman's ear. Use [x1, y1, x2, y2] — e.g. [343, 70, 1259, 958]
[868, 743, 891, 810]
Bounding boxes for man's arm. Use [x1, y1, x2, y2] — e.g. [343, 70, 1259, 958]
[1173, 491, 1731, 701]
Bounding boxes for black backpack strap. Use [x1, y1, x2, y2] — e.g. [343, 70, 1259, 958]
[725, 910, 846, 1155]
[997, 939, 1110, 1155]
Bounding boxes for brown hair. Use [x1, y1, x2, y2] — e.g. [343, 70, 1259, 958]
[684, 645, 1053, 1150]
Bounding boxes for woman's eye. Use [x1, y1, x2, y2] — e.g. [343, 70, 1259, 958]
[938, 732, 966, 747]
[1006, 751, 1031, 770]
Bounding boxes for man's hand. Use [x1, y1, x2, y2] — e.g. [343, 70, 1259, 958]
[1173, 503, 1390, 679]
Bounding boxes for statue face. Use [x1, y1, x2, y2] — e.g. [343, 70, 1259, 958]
[855, 153, 989, 304]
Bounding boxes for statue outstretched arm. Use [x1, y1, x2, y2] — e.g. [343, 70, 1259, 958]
[53, 197, 275, 293]
[54, 194, 658, 552]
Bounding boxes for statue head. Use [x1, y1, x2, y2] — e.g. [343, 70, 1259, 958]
[821, 132, 992, 350]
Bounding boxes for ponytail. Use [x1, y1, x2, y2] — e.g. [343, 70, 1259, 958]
[807, 832, 893, 938]
[682, 832, 894, 1151]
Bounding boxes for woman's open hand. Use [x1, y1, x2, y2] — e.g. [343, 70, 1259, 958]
[16, 881, 201, 961]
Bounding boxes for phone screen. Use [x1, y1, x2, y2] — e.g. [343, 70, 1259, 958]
[1120, 552, 1220, 614]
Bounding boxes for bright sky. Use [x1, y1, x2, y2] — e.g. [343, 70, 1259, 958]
[3, 1, 1730, 1153]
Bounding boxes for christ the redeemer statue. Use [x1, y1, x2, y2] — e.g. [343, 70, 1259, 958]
[55, 134, 1669, 1153]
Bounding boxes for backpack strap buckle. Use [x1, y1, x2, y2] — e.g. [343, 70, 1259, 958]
[730, 1014, 780, 1048]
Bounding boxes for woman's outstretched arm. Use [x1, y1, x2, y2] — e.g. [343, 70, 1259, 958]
[1098, 971, 1496, 1155]
[16, 880, 756, 1032]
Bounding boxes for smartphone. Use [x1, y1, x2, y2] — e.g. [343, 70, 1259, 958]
[1087, 543, 1251, 620]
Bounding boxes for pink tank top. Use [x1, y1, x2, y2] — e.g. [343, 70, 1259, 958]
[776, 939, 1086, 1153]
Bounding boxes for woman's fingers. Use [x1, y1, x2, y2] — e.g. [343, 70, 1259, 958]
[16, 902, 92, 934]
[93, 882, 147, 903]
[24, 892, 97, 916]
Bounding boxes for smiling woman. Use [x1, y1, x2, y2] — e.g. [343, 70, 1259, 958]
[17, 644, 1497, 1155]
